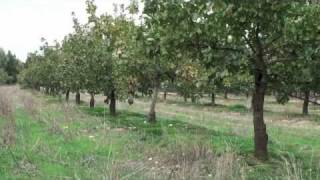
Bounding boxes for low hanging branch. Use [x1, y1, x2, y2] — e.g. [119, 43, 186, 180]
[290, 94, 320, 106]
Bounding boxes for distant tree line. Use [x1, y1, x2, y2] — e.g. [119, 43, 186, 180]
[0, 48, 22, 85]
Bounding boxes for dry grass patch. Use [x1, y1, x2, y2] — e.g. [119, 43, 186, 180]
[20, 93, 39, 118]
[134, 141, 248, 180]
[0, 87, 16, 147]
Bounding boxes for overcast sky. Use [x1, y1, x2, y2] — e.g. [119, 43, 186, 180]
[0, 0, 131, 61]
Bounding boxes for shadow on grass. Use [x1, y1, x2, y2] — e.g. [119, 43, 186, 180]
[80, 106, 222, 136]
[44, 96, 87, 105]
[158, 98, 251, 114]
[227, 104, 250, 113]
[79, 106, 253, 149]
[265, 110, 314, 120]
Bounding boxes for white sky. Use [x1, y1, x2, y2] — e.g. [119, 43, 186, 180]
[0, 0, 131, 61]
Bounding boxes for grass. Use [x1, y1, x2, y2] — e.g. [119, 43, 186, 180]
[1, 87, 320, 179]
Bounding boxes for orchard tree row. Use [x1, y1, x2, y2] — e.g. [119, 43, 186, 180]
[20, 0, 320, 160]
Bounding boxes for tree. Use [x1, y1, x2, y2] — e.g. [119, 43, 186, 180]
[5, 51, 20, 84]
[0, 49, 9, 84]
[206, 0, 307, 160]
[175, 62, 203, 103]
[19, 40, 62, 94]
[0, 48, 21, 84]
[61, 18, 87, 105]
[141, 0, 187, 122]
[0, 68, 9, 84]
[284, 4, 320, 115]
[62, 0, 139, 113]
[147, 0, 309, 160]
[19, 52, 43, 90]
[88, 1, 141, 114]
[0, 48, 7, 69]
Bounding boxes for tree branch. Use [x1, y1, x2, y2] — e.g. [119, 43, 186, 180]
[264, 32, 283, 50]
[243, 35, 256, 54]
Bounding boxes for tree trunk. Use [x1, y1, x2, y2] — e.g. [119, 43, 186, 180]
[76, 91, 81, 105]
[252, 69, 268, 160]
[45, 88, 49, 95]
[211, 93, 215, 106]
[109, 90, 116, 116]
[224, 89, 228, 99]
[191, 95, 196, 103]
[303, 90, 310, 115]
[164, 90, 167, 101]
[252, 35, 269, 160]
[148, 77, 160, 123]
[184, 96, 188, 102]
[50, 88, 55, 96]
[65, 89, 70, 102]
[90, 93, 95, 108]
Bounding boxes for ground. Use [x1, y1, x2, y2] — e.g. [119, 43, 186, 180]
[1, 86, 320, 180]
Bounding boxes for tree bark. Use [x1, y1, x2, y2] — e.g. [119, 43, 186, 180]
[76, 91, 81, 105]
[252, 34, 268, 160]
[252, 68, 268, 160]
[90, 93, 95, 108]
[148, 76, 160, 123]
[65, 89, 70, 102]
[109, 90, 116, 116]
[211, 93, 215, 106]
[303, 90, 310, 115]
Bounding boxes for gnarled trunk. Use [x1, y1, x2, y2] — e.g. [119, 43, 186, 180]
[148, 76, 160, 123]
[90, 93, 95, 108]
[109, 90, 116, 116]
[76, 91, 81, 105]
[303, 90, 310, 115]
